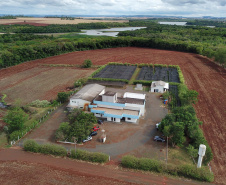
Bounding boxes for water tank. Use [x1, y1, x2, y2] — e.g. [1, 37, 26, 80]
[198, 144, 206, 156]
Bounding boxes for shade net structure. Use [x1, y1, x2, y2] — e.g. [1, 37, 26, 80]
[93, 65, 137, 80]
[137, 66, 180, 83]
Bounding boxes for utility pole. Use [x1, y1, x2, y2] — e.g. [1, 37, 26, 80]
[166, 136, 168, 167]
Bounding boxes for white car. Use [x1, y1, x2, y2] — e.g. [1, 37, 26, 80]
[83, 136, 92, 143]
[156, 122, 161, 130]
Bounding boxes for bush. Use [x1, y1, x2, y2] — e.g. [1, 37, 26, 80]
[29, 100, 50, 108]
[121, 155, 214, 182]
[24, 140, 67, 156]
[133, 80, 152, 86]
[39, 143, 67, 156]
[24, 139, 40, 153]
[83, 59, 92, 68]
[57, 92, 69, 103]
[70, 149, 109, 163]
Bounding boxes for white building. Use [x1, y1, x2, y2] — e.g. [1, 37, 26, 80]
[90, 90, 146, 124]
[150, 81, 169, 93]
[67, 84, 105, 111]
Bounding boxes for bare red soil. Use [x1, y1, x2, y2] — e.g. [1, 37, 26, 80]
[0, 148, 209, 185]
[3, 22, 49, 26]
[0, 47, 225, 184]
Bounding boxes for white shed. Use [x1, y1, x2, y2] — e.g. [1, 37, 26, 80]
[150, 81, 169, 93]
[67, 84, 105, 111]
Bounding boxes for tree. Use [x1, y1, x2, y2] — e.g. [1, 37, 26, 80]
[57, 92, 68, 103]
[3, 107, 28, 133]
[169, 122, 186, 147]
[82, 59, 92, 68]
[186, 144, 198, 164]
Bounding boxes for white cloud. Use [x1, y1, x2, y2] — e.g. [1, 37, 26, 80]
[0, 0, 225, 17]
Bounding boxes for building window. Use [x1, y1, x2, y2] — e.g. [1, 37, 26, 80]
[72, 101, 76, 103]
[80, 107, 83, 109]
[127, 118, 131, 120]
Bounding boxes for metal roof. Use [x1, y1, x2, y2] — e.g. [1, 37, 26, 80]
[71, 84, 105, 102]
[151, 81, 169, 89]
[103, 91, 117, 96]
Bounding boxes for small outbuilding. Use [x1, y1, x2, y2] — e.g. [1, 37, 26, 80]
[67, 84, 105, 111]
[150, 81, 169, 93]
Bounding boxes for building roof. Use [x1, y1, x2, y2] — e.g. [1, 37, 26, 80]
[71, 84, 105, 102]
[92, 107, 139, 116]
[103, 91, 116, 96]
[151, 81, 169, 89]
[117, 97, 144, 105]
[123, 92, 146, 100]
[94, 95, 144, 105]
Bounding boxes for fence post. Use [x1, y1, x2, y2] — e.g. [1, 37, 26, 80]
[18, 136, 19, 140]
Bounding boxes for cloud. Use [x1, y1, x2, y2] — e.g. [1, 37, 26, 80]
[0, 0, 225, 17]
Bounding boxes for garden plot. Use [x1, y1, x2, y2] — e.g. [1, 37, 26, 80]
[137, 66, 180, 83]
[93, 65, 137, 80]
[169, 85, 181, 107]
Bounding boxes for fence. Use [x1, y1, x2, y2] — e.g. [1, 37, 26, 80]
[10, 102, 62, 146]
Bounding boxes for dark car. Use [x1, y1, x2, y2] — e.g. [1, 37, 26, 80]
[89, 131, 97, 136]
[154, 136, 165, 142]
[98, 120, 103, 124]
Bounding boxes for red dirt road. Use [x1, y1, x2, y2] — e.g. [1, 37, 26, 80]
[0, 47, 225, 184]
[0, 148, 211, 185]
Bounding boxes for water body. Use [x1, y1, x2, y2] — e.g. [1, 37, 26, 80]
[79, 27, 146, 37]
[159, 22, 187, 26]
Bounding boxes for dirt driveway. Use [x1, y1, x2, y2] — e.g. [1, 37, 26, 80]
[18, 86, 168, 160]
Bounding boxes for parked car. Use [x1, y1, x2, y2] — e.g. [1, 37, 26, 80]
[156, 122, 161, 130]
[89, 131, 97, 136]
[98, 119, 103, 124]
[154, 136, 165, 142]
[83, 136, 92, 143]
[93, 126, 100, 131]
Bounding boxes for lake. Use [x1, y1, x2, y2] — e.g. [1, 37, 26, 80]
[159, 22, 187, 26]
[79, 27, 146, 37]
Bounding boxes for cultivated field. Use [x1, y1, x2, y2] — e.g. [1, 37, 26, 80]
[0, 17, 128, 25]
[0, 66, 94, 104]
[0, 47, 225, 184]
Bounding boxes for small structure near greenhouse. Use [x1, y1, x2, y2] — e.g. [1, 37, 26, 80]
[67, 84, 105, 111]
[90, 90, 146, 123]
[150, 81, 169, 93]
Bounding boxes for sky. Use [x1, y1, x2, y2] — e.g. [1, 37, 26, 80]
[0, 0, 226, 17]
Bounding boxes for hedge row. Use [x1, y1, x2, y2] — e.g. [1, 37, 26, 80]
[121, 155, 214, 182]
[176, 66, 185, 84]
[90, 64, 107, 77]
[71, 149, 109, 163]
[23, 139, 109, 163]
[88, 77, 129, 83]
[133, 80, 152, 86]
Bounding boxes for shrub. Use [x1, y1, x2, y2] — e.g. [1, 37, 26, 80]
[57, 92, 69, 103]
[70, 149, 109, 163]
[24, 139, 40, 153]
[121, 155, 214, 182]
[82, 59, 92, 68]
[29, 100, 50, 108]
[133, 80, 152, 86]
[39, 143, 67, 156]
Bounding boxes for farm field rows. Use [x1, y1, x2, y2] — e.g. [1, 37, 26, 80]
[0, 47, 225, 184]
[0, 17, 128, 25]
[0, 66, 94, 105]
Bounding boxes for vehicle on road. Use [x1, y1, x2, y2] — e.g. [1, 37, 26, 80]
[98, 120, 103, 124]
[93, 126, 100, 131]
[83, 136, 92, 143]
[156, 122, 161, 130]
[154, 136, 165, 142]
[89, 131, 97, 136]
